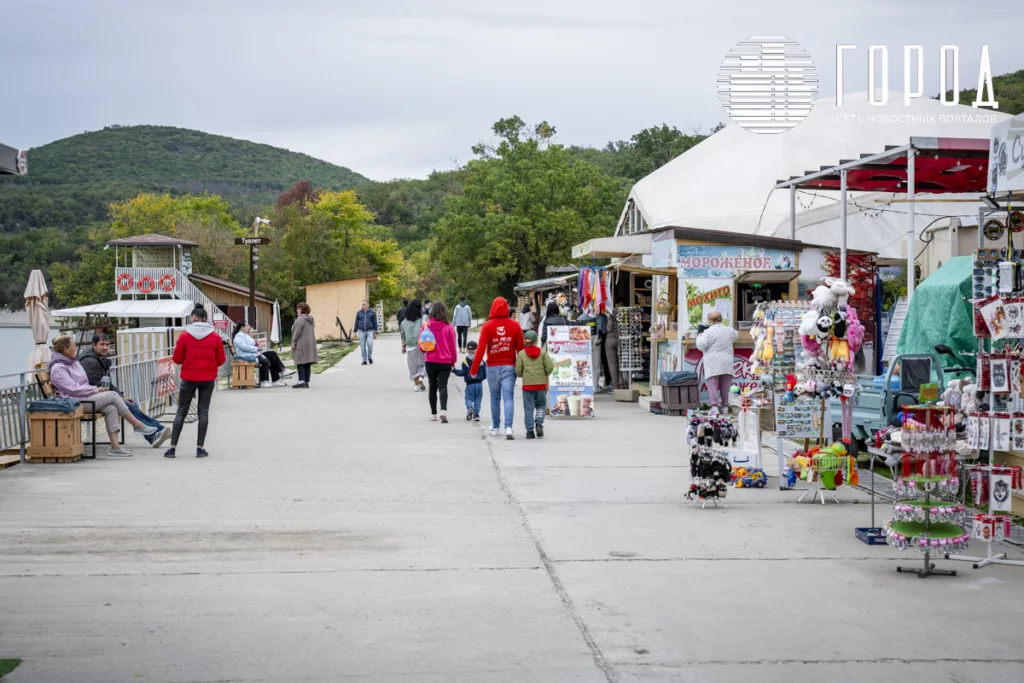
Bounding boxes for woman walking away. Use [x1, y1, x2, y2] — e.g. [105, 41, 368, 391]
[423, 301, 457, 423]
[291, 302, 318, 388]
[49, 336, 159, 457]
[471, 297, 524, 440]
[540, 301, 568, 346]
[166, 305, 225, 458]
[695, 311, 738, 415]
[453, 296, 473, 353]
[520, 304, 536, 334]
[400, 299, 427, 391]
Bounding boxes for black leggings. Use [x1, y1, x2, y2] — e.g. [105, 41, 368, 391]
[457, 326, 469, 349]
[425, 362, 452, 414]
[171, 380, 215, 447]
[255, 356, 278, 383]
[297, 363, 312, 384]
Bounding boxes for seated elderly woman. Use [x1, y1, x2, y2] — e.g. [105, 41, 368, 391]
[47, 335, 158, 457]
[232, 322, 289, 388]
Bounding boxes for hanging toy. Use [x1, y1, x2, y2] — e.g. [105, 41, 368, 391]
[815, 314, 834, 340]
[763, 325, 775, 363]
[829, 309, 851, 366]
[782, 373, 798, 404]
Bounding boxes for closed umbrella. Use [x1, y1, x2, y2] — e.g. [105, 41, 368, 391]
[24, 269, 52, 369]
[270, 300, 282, 346]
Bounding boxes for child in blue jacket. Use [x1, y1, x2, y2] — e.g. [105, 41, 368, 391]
[453, 340, 486, 421]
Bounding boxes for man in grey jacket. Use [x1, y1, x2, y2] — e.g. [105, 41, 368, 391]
[453, 296, 473, 353]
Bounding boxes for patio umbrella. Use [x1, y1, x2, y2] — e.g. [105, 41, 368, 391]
[24, 269, 52, 369]
[270, 300, 282, 345]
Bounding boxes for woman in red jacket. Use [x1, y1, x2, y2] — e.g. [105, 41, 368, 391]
[165, 305, 226, 459]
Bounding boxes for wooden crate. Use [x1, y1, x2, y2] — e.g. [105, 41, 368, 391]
[28, 407, 84, 462]
[231, 361, 257, 389]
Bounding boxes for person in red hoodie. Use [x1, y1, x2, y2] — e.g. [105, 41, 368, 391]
[165, 305, 226, 459]
[423, 301, 458, 423]
[471, 297, 524, 440]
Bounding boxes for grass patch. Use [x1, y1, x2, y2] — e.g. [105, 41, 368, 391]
[0, 660, 21, 678]
[312, 344, 358, 374]
[276, 343, 359, 374]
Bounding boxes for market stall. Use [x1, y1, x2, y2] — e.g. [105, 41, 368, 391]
[0, 142, 27, 176]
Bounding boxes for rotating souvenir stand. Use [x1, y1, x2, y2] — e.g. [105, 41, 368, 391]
[617, 306, 649, 384]
[946, 353, 1024, 569]
[685, 413, 737, 509]
[886, 405, 968, 578]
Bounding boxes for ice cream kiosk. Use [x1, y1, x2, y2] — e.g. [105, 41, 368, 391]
[647, 228, 803, 397]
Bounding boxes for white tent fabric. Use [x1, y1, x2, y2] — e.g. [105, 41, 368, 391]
[270, 300, 282, 345]
[52, 299, 195, 319]
[626, 91, 1010, 239]
[771, 192, 986, 259]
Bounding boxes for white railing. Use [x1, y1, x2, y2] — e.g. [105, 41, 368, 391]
[114, 267, 231, 332]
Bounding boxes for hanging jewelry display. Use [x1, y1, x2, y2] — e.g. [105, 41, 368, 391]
[617, 306, 650, 382]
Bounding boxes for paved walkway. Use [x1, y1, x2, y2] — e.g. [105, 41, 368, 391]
[2, 333, 1023, 682]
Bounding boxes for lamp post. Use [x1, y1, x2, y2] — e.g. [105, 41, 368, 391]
[236, 217, 271, 327]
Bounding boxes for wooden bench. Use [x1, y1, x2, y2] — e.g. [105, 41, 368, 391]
[231, 361, 257, 389]
[28, 406, 84, 463]
[35, 370, 121, 459]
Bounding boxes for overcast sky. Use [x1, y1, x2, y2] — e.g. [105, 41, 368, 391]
[2, 0, 1022, 180]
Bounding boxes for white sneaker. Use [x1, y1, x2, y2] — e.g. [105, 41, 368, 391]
[440, 411, 448, 423]
[281, 369, 296, 378]
[273, 379, 288, 387]
[488, 427, 500, 436]
[107, 448, 133, 457]
[134, 424, 158, 436]
[260, 381, 272, 388]
[505, 427, 514, 440]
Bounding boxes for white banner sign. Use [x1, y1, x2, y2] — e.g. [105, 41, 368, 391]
[989, 114, 1024, 195]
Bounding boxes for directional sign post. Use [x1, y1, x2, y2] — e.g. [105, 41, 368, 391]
[236, 221, 272, 325]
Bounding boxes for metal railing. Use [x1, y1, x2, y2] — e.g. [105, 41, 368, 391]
[0, 346, 226, 463]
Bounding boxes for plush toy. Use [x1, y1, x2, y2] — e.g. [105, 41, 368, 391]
[782, 373, 798, 404]
[811, 284, 838, 312]
[844, 306, 866, 355]
[829, 278, 856, 307]
[763, 326, 775, 363]
[828, 309, 851, 366]
[799, 309, 819, 337]
[942, 379, 965, 410]
[815, 314, 834, 339]
[960, 383, 980, 414]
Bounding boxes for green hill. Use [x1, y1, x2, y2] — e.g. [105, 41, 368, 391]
[17, 125, 366, 192]
[0, 125, 368, 308]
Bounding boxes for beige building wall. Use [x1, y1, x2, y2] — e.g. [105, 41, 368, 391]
[304, 279, 373, 340]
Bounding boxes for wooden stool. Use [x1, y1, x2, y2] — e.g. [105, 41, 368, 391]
[28, 407, 84, 463]
[231, 360, 257, 389]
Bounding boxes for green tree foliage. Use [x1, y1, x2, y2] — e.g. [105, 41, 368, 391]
[433, 116, 626, 306]
[357, 170, 465, 248]
[567, 123, 722, 185]
[942, 69, 1024, 115]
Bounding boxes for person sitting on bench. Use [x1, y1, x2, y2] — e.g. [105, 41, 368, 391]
[233, 322, 288, 387]
[48, 335, 159, 457]
[78, 333, 169, 448]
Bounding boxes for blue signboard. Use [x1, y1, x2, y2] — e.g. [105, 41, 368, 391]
[677, 245, 796, 278]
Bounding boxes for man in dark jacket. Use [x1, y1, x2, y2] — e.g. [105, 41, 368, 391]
[79, 333, 169, 447]
[354, 300, 379, 365]
[397, 299, 409, 328]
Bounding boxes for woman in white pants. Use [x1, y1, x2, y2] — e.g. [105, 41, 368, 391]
[695, 311, 739, 414]
[48, 336, 158, 456]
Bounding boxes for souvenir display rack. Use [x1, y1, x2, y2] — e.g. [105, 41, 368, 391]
[617, 306, 650, 383]
[886, 405, 968, 578]
[950, 227, 1024, 570]
[685, 413, 737, 509]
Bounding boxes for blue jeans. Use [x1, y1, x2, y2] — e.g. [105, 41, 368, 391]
[522, 389, 547, 431]
[359, 330, 374, 361]
[487, 365, 516, 429]
[465, 383, 483, 415]
[126, 399, 162, 441]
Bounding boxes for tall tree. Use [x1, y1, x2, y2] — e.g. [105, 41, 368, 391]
[433, 116, 625, 302]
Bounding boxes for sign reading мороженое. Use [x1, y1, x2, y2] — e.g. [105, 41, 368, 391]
[677, 245, 796, 277]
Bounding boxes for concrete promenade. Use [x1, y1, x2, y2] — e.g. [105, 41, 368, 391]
[2, 333, 1023, 682]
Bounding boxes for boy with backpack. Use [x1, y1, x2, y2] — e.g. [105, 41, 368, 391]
[514, 330, 554, 439]
[453, 340, 486, 421]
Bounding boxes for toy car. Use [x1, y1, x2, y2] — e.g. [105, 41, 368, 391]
[737, 468, 767, 488]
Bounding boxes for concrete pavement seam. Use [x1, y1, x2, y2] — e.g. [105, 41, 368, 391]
[477, 430, 620, 683]
[626, 657, 1024, 667]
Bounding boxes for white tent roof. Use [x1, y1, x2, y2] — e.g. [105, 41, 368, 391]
[627, 91, 1010, 239]
[52, 299, 195, 319]
[771, 192, 986, 259]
